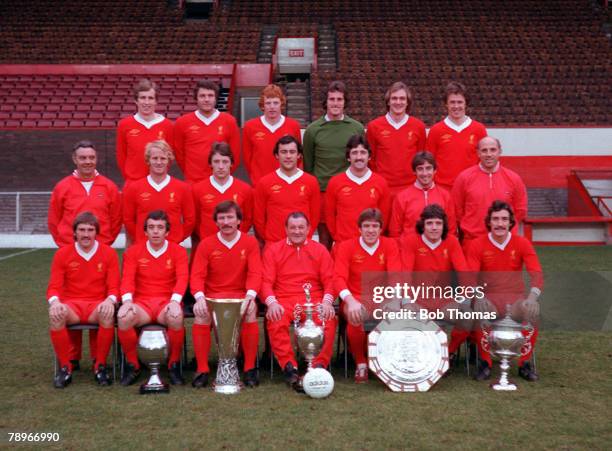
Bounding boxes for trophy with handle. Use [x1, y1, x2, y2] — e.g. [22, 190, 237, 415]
[482, 304, 534, 391]
[137, 326, 170, 394]
[207, 297, 249, 394]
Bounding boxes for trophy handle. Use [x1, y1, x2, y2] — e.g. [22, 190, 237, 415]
[520, 323, 535, 357]
[293, 303, 302, 329]
[480, 325, 491, 353]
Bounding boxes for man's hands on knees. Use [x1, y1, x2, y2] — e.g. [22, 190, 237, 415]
[118, 300, 136, 319]
[266, 301, 284, 322]
[48, 300, 66, 324]
[166, 301, 183, 319]
[344, 296, 365, 326]
[193, 296, 210, 320]
[320, 301, 336, 321]
[97, 297, 116, 322]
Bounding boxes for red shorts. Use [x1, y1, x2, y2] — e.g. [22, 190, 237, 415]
[135, 298, 172, 322]
[63, 300, 101, 323]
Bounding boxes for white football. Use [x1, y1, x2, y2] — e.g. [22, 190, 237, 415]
[302, 368, 334, 399]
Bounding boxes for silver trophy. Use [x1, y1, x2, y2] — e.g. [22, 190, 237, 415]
[207, 297, 247, 394]
[294, 283, 325, 370]
[483, 305, 534, 391]
[137, 326, 170, 394]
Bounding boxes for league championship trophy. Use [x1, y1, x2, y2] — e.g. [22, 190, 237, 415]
[137, 326, 170, 394]
[483, 305, 534, 391]
[206, 297, 247, 394]
[294, 283, 335, 398]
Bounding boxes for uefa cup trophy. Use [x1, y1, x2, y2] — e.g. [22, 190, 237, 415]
[483, 305, 534, 391]
[137, 327, 170, 394]
[206, 297, 247, 394]
[294, 283, 325, 370]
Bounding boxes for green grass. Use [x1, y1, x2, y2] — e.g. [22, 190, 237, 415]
[1, 247, 611, 450]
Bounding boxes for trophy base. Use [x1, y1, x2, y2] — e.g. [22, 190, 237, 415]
[139, 382, 170, 394]
[212, 383, 242, 395]
[490, 382, 518, 391]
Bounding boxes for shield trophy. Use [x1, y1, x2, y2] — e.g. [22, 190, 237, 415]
[483, 305, 534, 391]
[137, 326, 170, 394]
[206, 297, 248, 394]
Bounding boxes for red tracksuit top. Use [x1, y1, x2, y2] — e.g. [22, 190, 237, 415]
[452, 164, 527, 241]
[47, 241, 120, 302]
[366, 114, 427, 192]
[191, 176, 254, 239]
[116, 114, 174, 182]
[173, 111, 240, 183]
[325, 169, 391, 243]
[334, 236, 401, 302]
[242, 115, 303, 185]
[122, 175, 195, 244]
[389, 182, 456, 239]
[48, 171, 122, 247]
[121, 240, 189, 302]
[253, 169, 321, 242]
[426, 117, 487, 189]
[190, 231, 262, 299]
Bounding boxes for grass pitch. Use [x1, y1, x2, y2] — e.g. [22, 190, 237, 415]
[1, 247, 611, 450]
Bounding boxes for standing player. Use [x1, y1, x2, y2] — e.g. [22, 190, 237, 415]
[467, 201, 542, 382]
[242, 84, 302, 185]
[389, 151, 456, 240]
[254, 136, 320, 245]
[333, 208, 401, 382]
[303, 81, 364, 248]
[192, 142, 253, 240]
[174, 80, 240, 184]
[116, 79, 174, 184]
[426, 81, 487, 191]
[47, 212, 119, 388]
[189, 201, 262, 388]
[117, 210, 189, 386]
[365, 81, 426, 195]
[325, 134, 391, 244]
[400, 204, 471, 372]
[48, 140, 121, 248]
[262, 212, 336, 387]
[122, 140, 195, 245]
[452, 136, 527, 251]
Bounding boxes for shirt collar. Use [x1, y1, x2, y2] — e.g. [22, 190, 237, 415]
[421, 234, 442, 250]
[443, 115, 472, 133]
[414, 180, 435, 191]
[217, 230, 241, 249]
[324, 114, 345, 122]
[72, 169, 99, 181]
[147, 174, 171, 192]
[210, 175, 234, 193]
[260, 114, 285, 133]
[488, 232, 512, 251]
[479, 162, 500, 174]
[286, 237, 309, 247]
[75, 240, 99, 261]
[195, 109, 220, 125]
[147, 240, 169, 258]
[359, 237, 380, 256]
[275, 168, 304, 184]
[345, 168, 372, 185]
[385, 112, 409, 130]
[134, 113, 165, 129]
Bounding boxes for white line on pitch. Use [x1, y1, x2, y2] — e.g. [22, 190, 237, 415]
[0, 249, 39, 262]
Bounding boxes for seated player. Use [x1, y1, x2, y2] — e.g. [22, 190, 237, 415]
[400, 204, 472, 372]
[325, 134, 391, 244]
[254, 136, 320, 245]
[122, 140, 195, 245]
[389, 151, 456, 240]
[190, 201, 262, 388]
[117, 210, 189, 386]
[47, 212, 120, 388]
[262, 212, 336, 388]
[191, 142, 253, 241]
[467, 201, 542, 382]
[334, 208, 401, 383]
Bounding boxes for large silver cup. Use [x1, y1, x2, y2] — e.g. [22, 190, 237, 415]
[137, 326, 170, 394]
[294, 283, 324, 370]
[484, 306, 534, 391]
[206, 298, 247, 394]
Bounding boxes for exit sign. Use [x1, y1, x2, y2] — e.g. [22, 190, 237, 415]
[288, 49, 304, 57]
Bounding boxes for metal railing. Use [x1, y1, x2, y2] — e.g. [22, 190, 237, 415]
[0, 191, 51, 232]
[593, 195, 612, 217]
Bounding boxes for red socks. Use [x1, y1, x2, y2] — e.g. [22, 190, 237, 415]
[192, 324, 211, 373]
[94, 326, 114, 371]
[240, 321, 259, 371]
[346, 323, 367, 365]
[117, 328, 140, 368]
[167, 327, 185, 368]
[50, 328, 72, 370]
